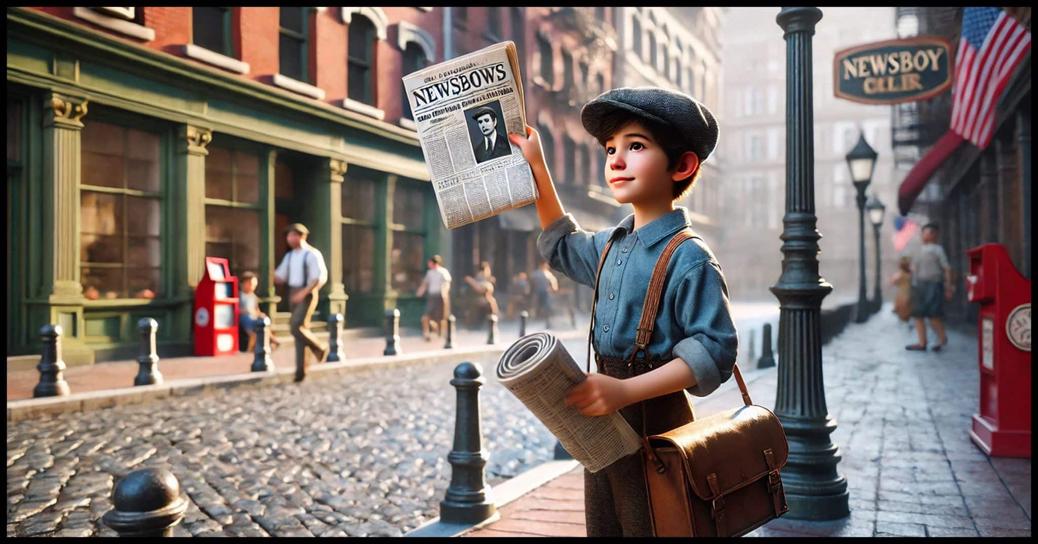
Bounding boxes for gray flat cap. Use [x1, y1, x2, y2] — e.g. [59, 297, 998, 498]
[581, 87, 718, 161]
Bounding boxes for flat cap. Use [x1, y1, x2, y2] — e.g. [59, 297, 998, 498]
[470, 106, 498, 120]
[285, 222, 309, 235]
[581, 87, 718, 161]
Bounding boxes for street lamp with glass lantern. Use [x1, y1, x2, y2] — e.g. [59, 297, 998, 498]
[866, 194, 886, 310]
[845, 132, 877, 323]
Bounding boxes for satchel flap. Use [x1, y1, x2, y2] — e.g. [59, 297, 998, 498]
[648, 405, 788, 501]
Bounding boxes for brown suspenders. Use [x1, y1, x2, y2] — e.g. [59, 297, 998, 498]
[585, 227, 698, 373]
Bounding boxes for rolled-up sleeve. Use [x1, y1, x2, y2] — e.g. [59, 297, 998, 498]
[670, 260, 739, 397]
[536, 213, 602, 288]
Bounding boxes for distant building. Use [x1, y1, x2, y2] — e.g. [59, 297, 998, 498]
[891, 7, 1031, 325]
[717, 7, 899, 303]
[7, 7, 448, 363]
[611, 7, 726, 243]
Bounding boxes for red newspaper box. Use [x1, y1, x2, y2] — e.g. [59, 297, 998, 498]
[193, 257, 240, 356]
[965, 244, 1031, 458]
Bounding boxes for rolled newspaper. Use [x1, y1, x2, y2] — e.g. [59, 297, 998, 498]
[496, 332, 643, 473]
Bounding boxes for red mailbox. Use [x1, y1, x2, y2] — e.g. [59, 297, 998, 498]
[966, 244, 1031, 458]
[193, 257, 240, 356]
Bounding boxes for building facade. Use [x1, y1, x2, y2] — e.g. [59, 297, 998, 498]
[717, 7, 900, 303]
[7, 7, 450, 364]
[892, 7, 1031, 325]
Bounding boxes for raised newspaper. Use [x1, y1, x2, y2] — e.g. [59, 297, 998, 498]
[496, 333, 643, 473]
[402, 41, 537, 230]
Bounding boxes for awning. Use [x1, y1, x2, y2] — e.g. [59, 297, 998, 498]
[896, 130, 965, 216]
[497, 205, 539, 232]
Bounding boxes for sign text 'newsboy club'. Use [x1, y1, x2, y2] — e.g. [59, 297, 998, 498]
[834, 37, 954, 105]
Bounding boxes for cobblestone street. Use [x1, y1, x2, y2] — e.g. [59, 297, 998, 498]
[6, 338, 591, 538]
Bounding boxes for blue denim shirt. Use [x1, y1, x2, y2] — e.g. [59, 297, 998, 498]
[537, 207, 738, 397]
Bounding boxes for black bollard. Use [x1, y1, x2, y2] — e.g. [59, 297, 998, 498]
[757, 323, 775, 369]
[444, 314, 455, 349]
[134, 318, 163, 386]
[327, 313, 344, 363]
[250, 317, 274, 372]
[384, 308, 400, 356]
[33, 324, 70, 398]
[486, 314, 498, 345]
[519, 310, 528, 337]
[440, 362, 496, 524]
[102, 467, 188, 537]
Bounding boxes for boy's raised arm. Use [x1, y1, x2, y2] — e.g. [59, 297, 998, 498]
[509, 126, 565, 230]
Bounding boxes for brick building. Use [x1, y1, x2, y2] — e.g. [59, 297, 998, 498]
[7, 7, 449, 364]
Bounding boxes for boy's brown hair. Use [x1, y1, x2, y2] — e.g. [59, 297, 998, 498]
[241, 271, 257, 282]
[594, 111, 702, 201]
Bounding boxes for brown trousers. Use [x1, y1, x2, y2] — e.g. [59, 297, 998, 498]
[584, 354, 695, 537]
[290, 288, 323, 380]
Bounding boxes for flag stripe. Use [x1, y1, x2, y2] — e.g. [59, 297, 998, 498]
[960, 14, 1011, 140]
[950, 46, 974, 131]
[977, 34, 1031, 146]
[974, 25, 1028, 144]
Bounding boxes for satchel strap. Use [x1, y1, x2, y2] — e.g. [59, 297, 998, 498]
[763, 448, 784, 517]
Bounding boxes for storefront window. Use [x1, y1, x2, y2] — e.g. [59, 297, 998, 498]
[342, 173, 377, 293]
[390, 181, 428, 292]
[80, 120, 162, 299]
[204, 144, 262, 280]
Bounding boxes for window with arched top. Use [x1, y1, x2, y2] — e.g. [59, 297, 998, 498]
[348, 15, 377, 106]
[648, 32, 657, 69]
[631, 16, 642, 58]
[401, 42, 430, 120]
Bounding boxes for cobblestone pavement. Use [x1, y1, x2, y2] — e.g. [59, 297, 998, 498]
[6, 338, 591, 538]
[748, 309, 1031, 537]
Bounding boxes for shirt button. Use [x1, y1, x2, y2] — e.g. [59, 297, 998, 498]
[609, 293, 615, 300]
[616, 259, 622, 266]
[622, 247, 628, 253]
[603, 325, 610, 332]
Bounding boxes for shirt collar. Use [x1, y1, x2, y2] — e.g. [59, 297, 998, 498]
[614, 207, 692, 248]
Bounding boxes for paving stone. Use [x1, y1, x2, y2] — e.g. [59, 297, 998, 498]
[875, 520, 927, 537]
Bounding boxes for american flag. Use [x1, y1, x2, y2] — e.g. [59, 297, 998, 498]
[949, 7, 1031, 150]
[892, 217, 919, 253]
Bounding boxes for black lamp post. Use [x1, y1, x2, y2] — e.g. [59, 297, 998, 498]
[845, 132, 877, 323]
[772, 6, 849, 521]
[866, 194, 886, 311]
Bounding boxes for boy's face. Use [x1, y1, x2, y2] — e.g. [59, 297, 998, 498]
[922, 227, 938, 243]
[602, 120, 675, 205]
[242, 277, 257, 293]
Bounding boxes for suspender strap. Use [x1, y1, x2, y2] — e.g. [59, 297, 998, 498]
[631, 229, 696, 363]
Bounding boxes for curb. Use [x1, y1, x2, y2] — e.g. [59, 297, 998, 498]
[404, 460, 581, 537]
[7, 330, 584, 422]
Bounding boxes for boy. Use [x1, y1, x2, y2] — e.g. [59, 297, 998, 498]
[508, 87, 738, 536]
[416, 255, 452, 341]
[905, 223, 953, 352]
[239, 271, 280, 352]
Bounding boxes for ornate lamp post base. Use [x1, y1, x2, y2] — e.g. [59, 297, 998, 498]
[776, 415, 850, 520]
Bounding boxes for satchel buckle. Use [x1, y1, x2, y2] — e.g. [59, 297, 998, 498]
[768, 470, 781, 491]
[711, 496, 725, 518]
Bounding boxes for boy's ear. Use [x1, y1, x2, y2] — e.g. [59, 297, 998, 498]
[671, 151, 700, 181]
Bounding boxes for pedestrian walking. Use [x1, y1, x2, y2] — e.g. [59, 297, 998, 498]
[889, 256, 913, 325]
[417, 255, 452, 341]
[905, 223, 953, 352]
[530, 260, 559, 328]
[464, 261, 499, 320]
[505, 271, 531, 319]
[239, 271, 280, 352]
[273, 223, 329, 382]
[509, 87, 738, 537]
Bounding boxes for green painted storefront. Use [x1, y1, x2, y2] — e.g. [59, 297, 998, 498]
[6, 9, 448, 365]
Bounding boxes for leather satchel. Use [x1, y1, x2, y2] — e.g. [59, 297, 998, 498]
[590, 227, 790, 537]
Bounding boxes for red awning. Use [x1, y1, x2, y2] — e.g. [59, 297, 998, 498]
[897, 131, 965, 216]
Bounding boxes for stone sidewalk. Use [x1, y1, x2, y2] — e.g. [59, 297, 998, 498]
[7, 317, 584, 402]
[462, 307, 1032, 537]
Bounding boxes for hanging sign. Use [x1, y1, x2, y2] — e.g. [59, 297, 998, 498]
[833, 36, 953, 105]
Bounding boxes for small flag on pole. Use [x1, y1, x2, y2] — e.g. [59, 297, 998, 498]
[892, 217, 919, 253]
